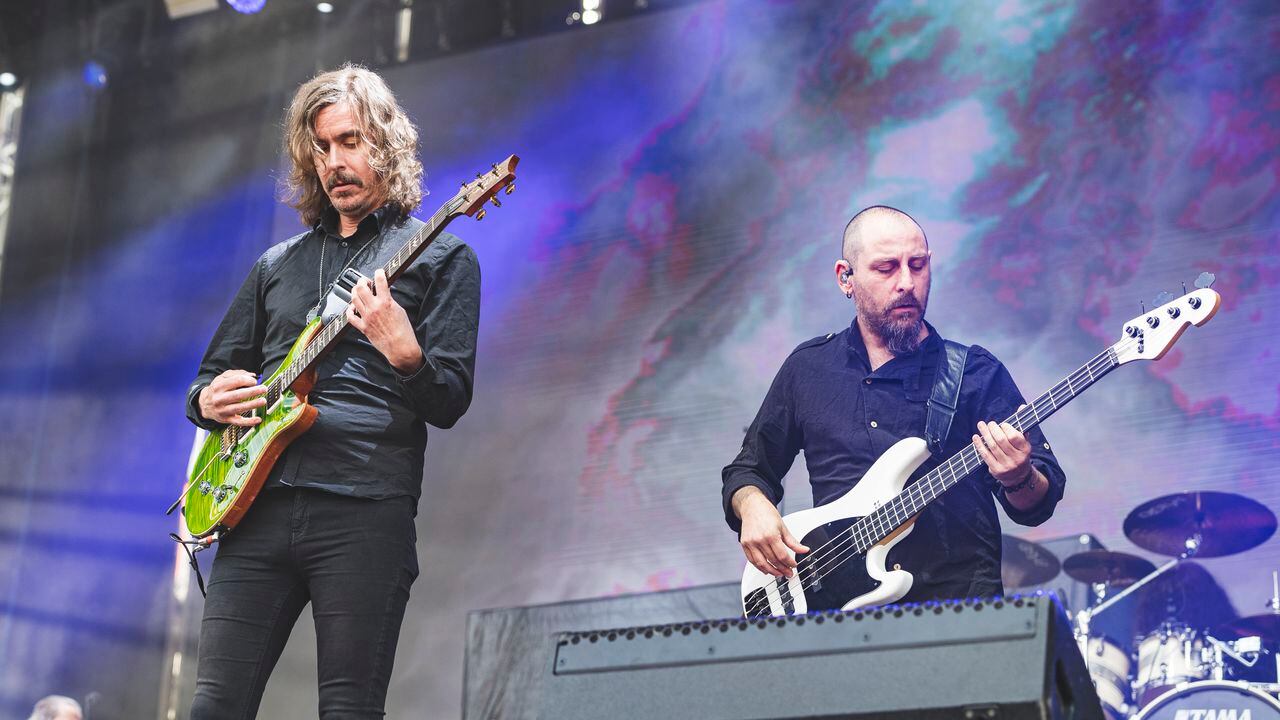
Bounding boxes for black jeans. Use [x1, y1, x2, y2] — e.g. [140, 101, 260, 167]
[189, 487, 418, 720]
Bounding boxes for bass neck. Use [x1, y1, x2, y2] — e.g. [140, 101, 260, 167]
[858, 347, 1120, 548]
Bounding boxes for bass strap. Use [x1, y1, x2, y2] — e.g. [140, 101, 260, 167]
[924, 339, 970, 456]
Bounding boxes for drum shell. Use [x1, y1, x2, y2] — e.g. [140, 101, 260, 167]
[1079, 635, 1132, 717]
[1132, 680, 1280, 719]
[1135, 626, 1212, 706]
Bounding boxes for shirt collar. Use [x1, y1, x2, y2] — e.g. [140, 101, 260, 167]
[316, 203, 397, 237]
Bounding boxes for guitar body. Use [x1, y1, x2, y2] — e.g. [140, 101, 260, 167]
[182, 319, 321, 537]
[741, 437, 932, 617]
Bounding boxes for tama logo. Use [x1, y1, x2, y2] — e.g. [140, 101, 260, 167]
[1173, 710, 1253, 720]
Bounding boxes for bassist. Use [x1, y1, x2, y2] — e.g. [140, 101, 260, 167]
[722, 206, 1065, 606]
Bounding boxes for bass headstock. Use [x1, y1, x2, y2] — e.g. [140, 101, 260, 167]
[1112, 277, 1220, 365]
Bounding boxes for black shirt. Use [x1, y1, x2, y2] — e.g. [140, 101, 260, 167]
[185, 206, 480, 501]
[721, 320, 1066, 600]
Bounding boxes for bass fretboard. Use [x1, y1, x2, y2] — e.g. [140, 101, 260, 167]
[845, 346, 1120, 556]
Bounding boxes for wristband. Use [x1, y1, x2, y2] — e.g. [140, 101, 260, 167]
[1000, 469, 1037, 494]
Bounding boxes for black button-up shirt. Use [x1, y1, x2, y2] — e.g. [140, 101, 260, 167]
[722, 321, 1066, 600]
[186, 206, 480, 501]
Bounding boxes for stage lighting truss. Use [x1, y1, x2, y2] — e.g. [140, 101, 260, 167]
[0, 85, 24, 297]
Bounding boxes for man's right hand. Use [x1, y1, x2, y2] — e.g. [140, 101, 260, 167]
[198, 369, 267, 427]
[733, 486, 809, 578]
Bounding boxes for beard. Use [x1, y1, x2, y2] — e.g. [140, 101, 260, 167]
[325, 171, 379, 216]
[857, 291, 928, 356]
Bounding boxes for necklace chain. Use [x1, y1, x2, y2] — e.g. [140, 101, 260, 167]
[315, 227, 380, 314]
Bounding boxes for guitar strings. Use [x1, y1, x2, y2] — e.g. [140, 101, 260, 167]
[183, 208, 451, 507]
[182, 187, 503, 530]
[741, 340, 1131, 618]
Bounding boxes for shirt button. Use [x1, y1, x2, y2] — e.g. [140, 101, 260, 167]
[340, 241, 349, 248]
[870, 420, 878, 428]
[864, 379, 872, 385]
[1043, 442, 1051, 450]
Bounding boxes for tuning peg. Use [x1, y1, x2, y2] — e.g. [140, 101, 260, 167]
[489, 196, 502, 207]
[476, 209, 486, 221]
[504, 182, 515, 195]
[460, 182, 466, 191]
[1195, 271, 1216, 289]
[1153, 291, 1175, 307]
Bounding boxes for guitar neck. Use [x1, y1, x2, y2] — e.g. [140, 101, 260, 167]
[274, 198, 463, 394]
[882, 345, 1121, 529]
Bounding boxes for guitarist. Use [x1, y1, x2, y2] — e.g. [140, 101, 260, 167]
[722, 206, 1066, 605]
[184, 65, 480, 719]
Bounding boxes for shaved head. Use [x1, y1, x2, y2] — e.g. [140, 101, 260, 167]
[836, 205, 932, 356]
[841, 205, 927, 263]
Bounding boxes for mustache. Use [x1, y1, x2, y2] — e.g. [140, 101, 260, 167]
[887, 295, 922, 311]
[326, 172, 364, 190]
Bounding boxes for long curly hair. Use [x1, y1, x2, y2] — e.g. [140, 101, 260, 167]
[281, 64, 424, 227]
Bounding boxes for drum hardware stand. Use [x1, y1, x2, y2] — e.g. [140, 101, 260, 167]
[1074, 535, 1200, 643]
[1200, 634, 1264, 680]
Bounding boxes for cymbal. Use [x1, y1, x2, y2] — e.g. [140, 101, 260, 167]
[1123, 491, 1277, 558]
[1062, 550, 1156, 586]
[1001, 534, 1061, 589]
[1215, 614, 1280, 643]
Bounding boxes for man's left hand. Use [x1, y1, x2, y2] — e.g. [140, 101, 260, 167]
[973, 415, 1032, 487]
[347, 269, 425, 374]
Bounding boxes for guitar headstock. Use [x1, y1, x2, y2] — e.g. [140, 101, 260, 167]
[1112, 285, 1221, 365]
[453, 155, 519, 220]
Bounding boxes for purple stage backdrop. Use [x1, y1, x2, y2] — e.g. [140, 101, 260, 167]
[1, 1, 1278, 718]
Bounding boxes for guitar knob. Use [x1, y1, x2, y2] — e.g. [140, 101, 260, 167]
[233, 450, 249, 468]
[1188, 296, 1202, 309]
[1166, 306, 1181, 319]
[198, 481, 212, 496]
[1145, 316, 1160, 328]
[213, 487, 228, 502]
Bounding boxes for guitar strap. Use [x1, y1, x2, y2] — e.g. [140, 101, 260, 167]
[925, 339, 970, 456]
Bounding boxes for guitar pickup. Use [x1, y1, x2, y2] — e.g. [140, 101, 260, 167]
[330, 268, 368, 304]
[318, 268, 369, 323]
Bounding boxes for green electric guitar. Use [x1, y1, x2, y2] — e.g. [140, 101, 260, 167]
[177, 156, 518, 540]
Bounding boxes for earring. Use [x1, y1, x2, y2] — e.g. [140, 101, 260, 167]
[845, 290, 853, 299]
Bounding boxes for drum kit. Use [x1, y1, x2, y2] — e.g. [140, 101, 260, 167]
[1003, 491, 1280, 720]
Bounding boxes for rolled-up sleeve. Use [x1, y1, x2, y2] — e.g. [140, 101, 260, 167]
[978, 362, 1066, 526]
[721, 360, 802, 534]
[393, 240, 480, 429]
